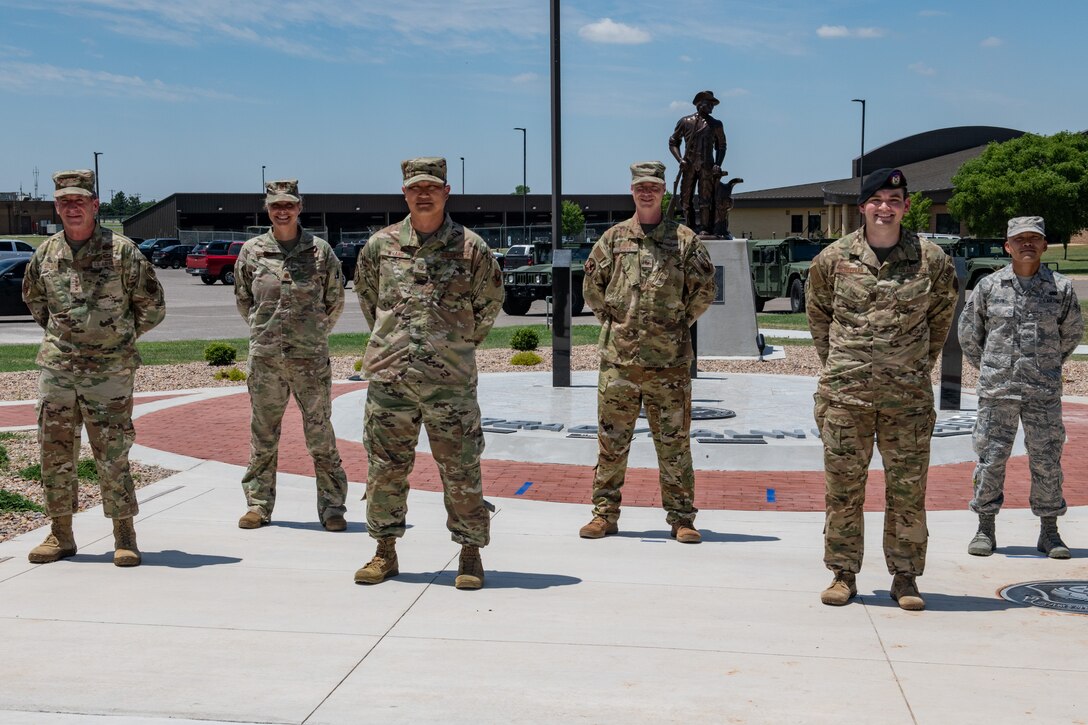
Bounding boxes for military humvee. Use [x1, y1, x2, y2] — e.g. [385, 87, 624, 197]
[748, 236, 830, 313]
[501, 241, 595, 316]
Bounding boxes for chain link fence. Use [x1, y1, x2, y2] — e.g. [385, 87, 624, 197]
[178, 227, 328, 245]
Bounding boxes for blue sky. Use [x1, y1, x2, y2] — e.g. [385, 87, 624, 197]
[1, 1, 1083, 203]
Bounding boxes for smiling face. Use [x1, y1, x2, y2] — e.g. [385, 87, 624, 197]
[267, 200, 301, 237]
[859, 188, 909, 231]
[55, 194, 99, 240]
[631, 182, 664, 224]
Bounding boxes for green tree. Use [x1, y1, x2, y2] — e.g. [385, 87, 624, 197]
[513, 184, 530, 195]
[948, 131, 1088, 258]
[561, 199, 585, 238]
[901, 191, 933, 232]
[100, 190, 156, 218]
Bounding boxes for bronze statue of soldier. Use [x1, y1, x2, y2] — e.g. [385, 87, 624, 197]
[669, 90, 728, 236]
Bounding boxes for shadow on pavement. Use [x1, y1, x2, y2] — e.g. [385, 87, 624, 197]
[380, 570, 582, 589]
[614, 529, 780, 544]
[70, 550, 242, 568]
[864, 591, 1023, 612]
[999, 545, 1088, 559]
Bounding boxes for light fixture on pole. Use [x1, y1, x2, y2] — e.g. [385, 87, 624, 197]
[459, 157, 465, 194]
[851, 99, 866, 196]
[261, 165, 266, 190]
[514, 127, 526, 244]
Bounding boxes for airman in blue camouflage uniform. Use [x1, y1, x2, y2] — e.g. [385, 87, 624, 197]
[353, 157, 503, 590]
[807, 168, 957, 610]
[959, 216, 1084, 559]
[234, 179, 349, 532]
[579, 161, 717, 543]
[22, 169, 165, 567]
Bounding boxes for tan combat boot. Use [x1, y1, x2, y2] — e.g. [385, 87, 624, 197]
[113, 517, 141, 567]
[578, 516, 618, 539]
[671, 522, 702, 544]
[1037, 517, 1071, 559]
[455, 544, 485, 590]
[890, 574, 925, 611]
[820, 570, 857, 606]
[967, 513, 996, 556]
[354, 537, 398, 584]
[28, 515, 78, 564]
[238, 511, 268, 529]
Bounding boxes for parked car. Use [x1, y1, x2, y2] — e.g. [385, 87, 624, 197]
[186, 240, 243, 285]
[502, 244, 538, 270]
[151, 244, 194, 269]
[138, 237, 180, 260]
[0, 239, 36, 259]
[0, 256, 31, 316]
[334, 240, 367, 287]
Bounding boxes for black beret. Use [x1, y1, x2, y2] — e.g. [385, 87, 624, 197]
[858, 168, 907, 204]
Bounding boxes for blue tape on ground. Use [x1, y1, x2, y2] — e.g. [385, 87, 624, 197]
[766, 488, 776, 502]
[515, 481, 533, 496]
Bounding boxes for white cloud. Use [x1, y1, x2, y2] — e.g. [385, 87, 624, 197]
[981, 36, 1003, 47]
[816, 25, 885, 39]
[0, 61, 247, 102]
[511, 72, 538, 84]
[909, 62, 936, 76]
[678, 55, 693, 63]
[579, 18, 651, 45]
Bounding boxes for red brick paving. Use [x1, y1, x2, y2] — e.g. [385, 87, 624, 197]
[0, 393, 184, 428]
[123, 384, 1088, 513]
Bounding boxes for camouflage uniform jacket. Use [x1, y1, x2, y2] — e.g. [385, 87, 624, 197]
[958, 264, 1083, 400]
[22, 225, 165, 374]
[235, 230, 344, 359]
[583, 215, 716, 367]
[356, 214, 503, 385]
[806, 227, 957, 408]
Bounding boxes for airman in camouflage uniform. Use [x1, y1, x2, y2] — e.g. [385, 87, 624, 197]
[806, 168, 957, 610]
[234, 179, 349, 531]
[22, 169, 165, 567]
[579, 161, 717, 543]
[959, 216, 1083, 559]
[353, 157, 503, 590]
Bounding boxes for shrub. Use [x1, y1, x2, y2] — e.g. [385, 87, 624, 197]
[511, 351, 543, 366]
[353, 359, 364, 372]
[510, 328, 540, 352]
[19, 459, 98, 481]
[18, 463, 40, 481]
[204, 342, 238, 366]
[0, 489, 44, 513]
[214, 366, 247, 381]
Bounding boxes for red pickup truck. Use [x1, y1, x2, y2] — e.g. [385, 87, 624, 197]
[186, 240, 244, 285]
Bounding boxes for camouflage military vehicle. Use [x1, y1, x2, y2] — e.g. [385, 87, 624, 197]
[748, 236, 829, 313]
[502, 241, 594, 316]
[922, 236, 1021, 289]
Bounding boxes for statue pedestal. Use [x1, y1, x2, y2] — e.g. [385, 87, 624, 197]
[697, 237, 762, 358]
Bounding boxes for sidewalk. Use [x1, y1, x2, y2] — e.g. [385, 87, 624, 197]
[0, 373, 1086, 724]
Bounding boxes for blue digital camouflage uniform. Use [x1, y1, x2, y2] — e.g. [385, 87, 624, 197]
[356, 214, 503, 546]
[234, 228, 348, 524]
[22, 225, 165, 519]
[959, 264, 1083, 517]
[806, 227, 957, 576]
[582, 214, 717, 526]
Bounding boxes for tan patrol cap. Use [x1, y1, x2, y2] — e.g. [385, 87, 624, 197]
[1007, 216, 1045, 238]
[53, 169, 96, 198]
[402, 157, 447, 188]
[265, 179, 301, 204]
[630, 161, 666, 186]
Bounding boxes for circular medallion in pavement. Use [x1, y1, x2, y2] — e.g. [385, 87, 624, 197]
[640, 406, 736, 420]
[1000, 580, 1088, 615]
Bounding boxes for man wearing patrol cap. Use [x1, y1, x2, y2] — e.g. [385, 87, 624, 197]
[669, 90, 727, 234]
[806, 167, 957, 610]
[353, 157, 503, 589]
[22, 169, 165, 567]
[579, 161, 716, 543]
[234, 179, 349, 532]
[959, 215, 1083, 559]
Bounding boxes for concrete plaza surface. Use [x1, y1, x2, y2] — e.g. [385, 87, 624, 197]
[0, 372, 1086, 724]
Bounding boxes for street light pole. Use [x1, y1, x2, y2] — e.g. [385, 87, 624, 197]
[261, 165, 266, 190]
[460, 157, 465, 194]
[514, 127, 526, 244]
[851, 99, 866, 196]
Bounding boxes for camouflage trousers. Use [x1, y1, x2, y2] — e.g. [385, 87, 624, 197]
[241, 356, 348, 524]
[970, 396, 1067, 518]
[590, 362, 697, 526]
[814, 396, 936, 576]
[36, 367, 138, 520]
[363, 377, 489, 547]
